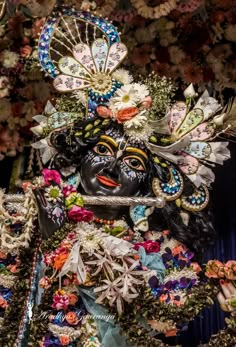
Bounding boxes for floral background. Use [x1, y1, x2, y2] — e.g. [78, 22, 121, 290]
[0, 0, 235, 162]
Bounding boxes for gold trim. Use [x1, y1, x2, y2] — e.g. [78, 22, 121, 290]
[100, 135, 118, 148]
[126, 147, 148, 160]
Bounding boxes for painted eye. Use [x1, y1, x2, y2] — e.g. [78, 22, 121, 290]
[93, 143, 113, 156]
[124, 157, 145, 171]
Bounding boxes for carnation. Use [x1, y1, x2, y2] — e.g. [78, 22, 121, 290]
[112, 68, 133, 85]
[0, 50, 19, 69]
[225, 24, 236, 42]
[169, 46, 186, 65]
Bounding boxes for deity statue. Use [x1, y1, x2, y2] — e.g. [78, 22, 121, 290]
[0, 6, 236, 347]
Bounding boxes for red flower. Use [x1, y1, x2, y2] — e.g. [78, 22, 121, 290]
[134, 240, 160, 253]
[68, 206, 94, 222]
[42, 169, 61, 185]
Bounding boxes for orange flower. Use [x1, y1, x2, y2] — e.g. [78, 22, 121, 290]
[96, 105, 113, 118]
[68, 293, 78, 305]
[116, 107, 139, 123]
[59, 335, 70, 346]
[205, 260, 225, 279]
[224, 267, 236, 280]
[172, 245, 185, 256]
[225, 260, 236, 272]
[0, 296, 8, 309]
[53, 253, 69, 270]
[159, 294, 168, 302]
[7, 264, 19, 273]
[65, 311, 79, 325]
[165, 328, 178, 337]
[191, 262, 202, 274]
[0, 251, 7, 259]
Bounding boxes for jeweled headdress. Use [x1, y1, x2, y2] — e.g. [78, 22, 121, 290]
[33, 6, 233, 214]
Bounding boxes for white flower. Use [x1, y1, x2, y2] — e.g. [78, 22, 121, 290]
[0, 76, 10, 99]
[124, 111, 148, 129]
[112, 68, 133, 85]
[225, 25, 236, 42]
[135, 27, 153, 44]
[31, 125, 44, 136]
[183, 84, 197, 99]
[132, 83, 149, 100]
[124, 123, 153, 142]
[109, 84, 140, 111]
[0, 25, 5, 37]
[0, 99, 11, 122]
[169, 46, 186, 65]
[0, 50, 19, 69]
[73, 90, 88, 106]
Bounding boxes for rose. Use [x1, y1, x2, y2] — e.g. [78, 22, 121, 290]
[172, 245, 186, 256]
[59, 335, 70, 346]
[224, 267, 236, 280]
[52, 294, 69, 310]
[42, 169, 61, 185]
[0, 296, 8, 309]
[116, 107, 139, 123]
[205, 260, 225, 279]
[96, 105, 113, 118]
[65, 311, 79, 325]
[68, 293, 78, 305]
[68, 206, 93, 222]
[134, 240, 160, 253]
[39, 276, 51, 289]
[225, 260, 236, 272]
[191, 262, 202, 274]
[20, 45, 32, 58]
[141, 96, 152, 109]
[62, 185, 77, 198]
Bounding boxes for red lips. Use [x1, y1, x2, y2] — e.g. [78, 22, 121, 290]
[96, 175, 121, 187]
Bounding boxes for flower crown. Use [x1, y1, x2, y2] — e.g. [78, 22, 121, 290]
[32, 6, 234, 214]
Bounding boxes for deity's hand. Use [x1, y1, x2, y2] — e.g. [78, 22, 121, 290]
[33, 185, 67, 239]
[217, 281, 236, 313]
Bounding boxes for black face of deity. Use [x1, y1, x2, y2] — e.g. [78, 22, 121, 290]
[80, 128, 149, 198]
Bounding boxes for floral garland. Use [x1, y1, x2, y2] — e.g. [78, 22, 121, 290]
[0, 226, 40, 346]
[130, 0, 178, 19]
[22, 170, 221, 346]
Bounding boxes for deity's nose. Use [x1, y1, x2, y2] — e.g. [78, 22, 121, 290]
[102, 158, 120, 180]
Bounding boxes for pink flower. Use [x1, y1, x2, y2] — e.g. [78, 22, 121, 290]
[39, 276, 51, 289]
[42, 169, 61, 185]
[62, 185, 77, 197]
[205, 260, 225, 279]
[134, 240, 160, 253]
[191, 262, 202, 274]
[141, 96, 152, 109]
[52, 293, 69, 310]
[20, 45, 32, 58]
[68, 206, 94, 222]
[43, 252, 55, 266]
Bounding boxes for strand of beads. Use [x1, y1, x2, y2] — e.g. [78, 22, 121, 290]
[14, 237, 42, 347]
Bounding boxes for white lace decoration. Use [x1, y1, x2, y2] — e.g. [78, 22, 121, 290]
[0, 188, 37, 253]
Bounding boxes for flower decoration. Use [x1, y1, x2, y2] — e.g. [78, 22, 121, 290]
[53, 38, 128, 106]
[45, 186, 63, 203]
[42, 169, 61, 186]
[134, 240, 160, 253]
[67, 205, 94, 223]
[206, 260, 236, 280]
